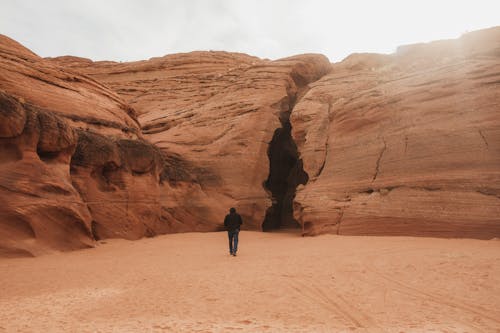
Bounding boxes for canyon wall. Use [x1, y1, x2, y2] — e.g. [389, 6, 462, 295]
[0, 35, 186, 256]
[1, 27, 499, 256]
[0, 34, 331, 256]
[58, 27, 500, 240]
[291, 27, 500, 238]
[53, 52, 331, 230]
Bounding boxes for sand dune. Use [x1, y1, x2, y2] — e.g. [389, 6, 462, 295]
[1, 231, 499, 332]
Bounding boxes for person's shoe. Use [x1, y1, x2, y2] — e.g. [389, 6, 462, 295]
[232, 252, 237, 256]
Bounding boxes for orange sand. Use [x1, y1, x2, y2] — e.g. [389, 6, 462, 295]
[1, 231, 499, 332]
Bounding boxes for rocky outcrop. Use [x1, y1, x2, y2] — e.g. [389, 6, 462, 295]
[1, 26, 499, 257]
[53, 52, 332, 230]
[291, 27, 500, 238]
[0, 91, 93, 256]
[0, 35, 140, 137]
[57, 28, 500, 240]
[1, 34, 332, 256]
[0, 35, 191, 256]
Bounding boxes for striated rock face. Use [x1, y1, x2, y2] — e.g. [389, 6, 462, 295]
[0, 36, 140, 137]
[54, 52, 332, 230]
[0, 35, 185, 256]
[0, 91, 93, 256]
[1, 34, 332, 255]
[291, 27, 500, 238]
[1, 26, 499, 257]
[69, 130, 166, 240]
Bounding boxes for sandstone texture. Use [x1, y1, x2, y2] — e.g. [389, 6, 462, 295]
[0, 36, 139, 137]
[291, 27, 500, 238]
[1, 27, 499, 256]
[0, 91, 94, 256]
[54, 52, 332, 231]
[0, 35, 178, 256]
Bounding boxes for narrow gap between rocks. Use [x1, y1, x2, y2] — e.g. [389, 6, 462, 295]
[262, 102, 309, 231]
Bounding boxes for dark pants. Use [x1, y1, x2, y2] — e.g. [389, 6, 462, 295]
[227, 229, 239, 254]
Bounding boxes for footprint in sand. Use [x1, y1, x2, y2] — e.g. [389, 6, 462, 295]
[152, 324, 171, 331]
[205, 297, 219, 302]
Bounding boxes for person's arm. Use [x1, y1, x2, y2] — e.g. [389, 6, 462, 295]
[238, 215, 243, 226]
[224, 215, 228, 228]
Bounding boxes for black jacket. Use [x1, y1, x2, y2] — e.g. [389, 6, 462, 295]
[224, 212, 243, 231]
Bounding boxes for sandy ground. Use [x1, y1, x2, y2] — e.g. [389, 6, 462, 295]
[0, 231, 499, 333]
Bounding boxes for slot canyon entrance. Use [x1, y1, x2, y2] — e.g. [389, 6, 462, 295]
[262, 111, 309, 231]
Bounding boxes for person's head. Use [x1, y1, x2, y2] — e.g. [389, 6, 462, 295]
[229, 207, 236, 214]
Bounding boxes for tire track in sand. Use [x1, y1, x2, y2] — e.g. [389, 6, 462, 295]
[362, 248, 500, 331]
[287, 276, 385, 332]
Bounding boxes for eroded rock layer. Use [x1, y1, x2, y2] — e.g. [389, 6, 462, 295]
[291, 27, 500, 238]
[0, 91, 93, 256]
[0, 35, 192, 256]
[1, 26, 499, 256]
[1, 34, 332, 255]
[54, 52, 331, 230]
[0, 35, 139, 137]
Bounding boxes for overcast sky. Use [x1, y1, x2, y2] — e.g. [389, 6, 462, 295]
[1, 0, 499, 62]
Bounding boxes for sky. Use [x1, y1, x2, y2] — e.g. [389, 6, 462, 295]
[1, 0, 499, 62]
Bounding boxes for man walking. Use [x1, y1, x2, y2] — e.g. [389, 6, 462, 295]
[224, 207, 242, 256]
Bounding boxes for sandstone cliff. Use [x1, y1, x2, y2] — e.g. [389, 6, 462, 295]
[0, 35, 180, 256]
[55, 27, 500, 240]
[1, 27, 499, 256]
[1, 34, 332, 256]
[52, 51, 332, 231]
[291, 27, 500, 238]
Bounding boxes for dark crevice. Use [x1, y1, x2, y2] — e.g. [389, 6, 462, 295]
[262, 97, 309, 231]
[36, 148, 60, 162]
[91, 220, 101, 240]
[336, 209, 344, 235]
[478, 129, 489, 149]
[371, 138, 386, 182]
[314, 101, 332, 178]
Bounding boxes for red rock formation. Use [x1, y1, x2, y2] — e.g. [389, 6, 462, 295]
[55, 52, 332, 230]
[0, 35, 172, 256]
[1, 34, 332, 256]
[0, 36, 139, 137]
[50, 27, 500, 239]
[2, 26, 499, 257]
[0, 91, 93, 256]
[291, 27, 500, 238]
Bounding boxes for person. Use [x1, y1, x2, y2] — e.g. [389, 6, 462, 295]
[224, 207, 243, 256]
